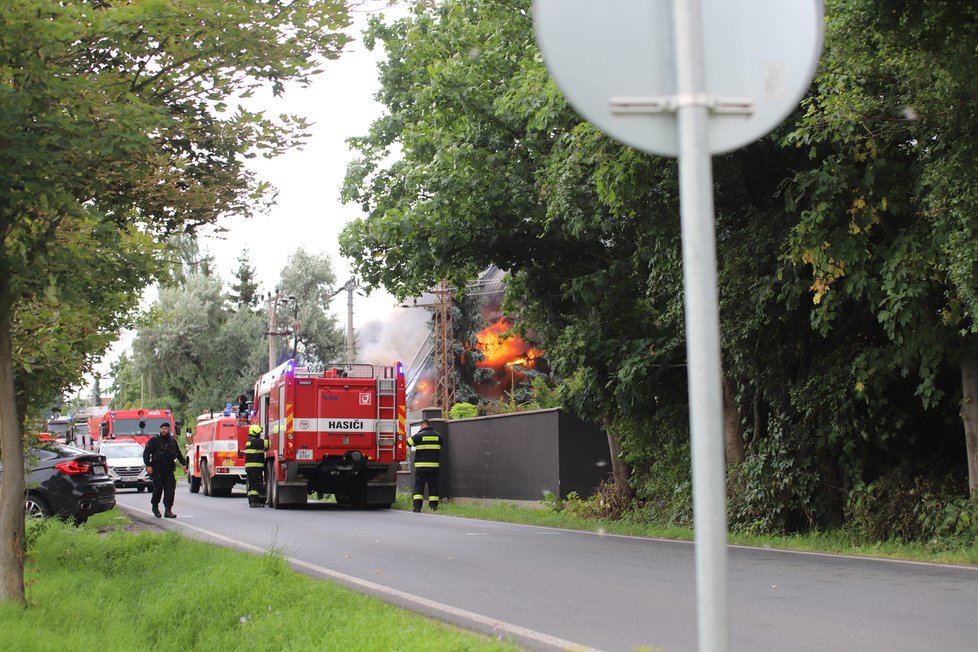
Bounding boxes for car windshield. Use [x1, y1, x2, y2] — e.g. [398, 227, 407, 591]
[99, 444, 144, 458]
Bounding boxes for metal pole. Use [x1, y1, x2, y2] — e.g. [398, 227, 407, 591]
[346, 282, 355, 364]
[673, 0, 728, 650]
[268, 292, 277, 371]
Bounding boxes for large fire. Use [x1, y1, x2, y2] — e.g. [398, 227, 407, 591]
[473, 320, 544, 398]
[408, 319, 546, 410]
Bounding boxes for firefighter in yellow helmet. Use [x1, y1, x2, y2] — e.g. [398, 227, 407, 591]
[244, 424, 268, 507]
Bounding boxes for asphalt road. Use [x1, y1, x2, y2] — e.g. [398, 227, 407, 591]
[114, 487, 978, 652]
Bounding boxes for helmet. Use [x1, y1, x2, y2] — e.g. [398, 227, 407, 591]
[248, 424, 263, 436]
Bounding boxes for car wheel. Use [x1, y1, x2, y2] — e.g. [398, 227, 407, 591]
[201, 460, 211, 496]
[137, 486, 146, 493]
[25, 493, 51, 519]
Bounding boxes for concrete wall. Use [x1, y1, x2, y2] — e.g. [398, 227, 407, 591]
[401, 408, 611, 501]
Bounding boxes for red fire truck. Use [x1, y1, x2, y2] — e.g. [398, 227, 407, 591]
[253, 359, 407, 509]
[186, 407, 250, 497]
[88, 409, 175, 447]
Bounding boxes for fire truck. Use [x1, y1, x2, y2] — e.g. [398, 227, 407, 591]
[253, 359, 407, 509]
[88, 409, 175, 447]
[186, 407, 250, 497]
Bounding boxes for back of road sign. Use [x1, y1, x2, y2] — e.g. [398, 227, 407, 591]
[533, 0, 823, 157]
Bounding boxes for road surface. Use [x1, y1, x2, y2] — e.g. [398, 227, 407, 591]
[114, 488, 978, 651]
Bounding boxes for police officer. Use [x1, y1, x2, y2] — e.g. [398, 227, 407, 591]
[143, 422, 188, 518]
[407, 419, 442, 512]
[244, 424, 268, 507]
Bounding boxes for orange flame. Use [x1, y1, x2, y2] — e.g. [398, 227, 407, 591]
[472, 320, 544, 397]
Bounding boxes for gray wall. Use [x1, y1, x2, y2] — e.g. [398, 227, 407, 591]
[402, 408, 611, 501]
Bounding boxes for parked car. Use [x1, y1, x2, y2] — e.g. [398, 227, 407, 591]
[0, 444, 117, 524]
[97, 440, 152, 492]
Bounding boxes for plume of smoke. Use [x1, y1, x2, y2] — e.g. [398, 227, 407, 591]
[357, 306, 431, 366]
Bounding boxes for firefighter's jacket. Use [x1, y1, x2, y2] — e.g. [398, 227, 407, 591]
[143, 434, 187, 473]
[244, 434, 268, 468]
[407, 427, 442, 470]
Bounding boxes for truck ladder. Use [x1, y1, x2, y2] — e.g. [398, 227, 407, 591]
[376, 374, 397, 459]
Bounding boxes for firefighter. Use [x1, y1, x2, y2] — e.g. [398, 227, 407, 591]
[407, 419, 442, 512]
[244, 424, 268, 507]
[143, 422, 188, 518]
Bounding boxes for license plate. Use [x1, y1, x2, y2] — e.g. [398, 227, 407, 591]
[92, 465, 106, 475]
[296, 449, 313, 460]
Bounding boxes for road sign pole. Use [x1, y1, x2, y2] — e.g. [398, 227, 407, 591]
[673, 1, 729, 651]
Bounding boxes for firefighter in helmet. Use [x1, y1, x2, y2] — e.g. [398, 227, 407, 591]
[244, 424, 268, 507]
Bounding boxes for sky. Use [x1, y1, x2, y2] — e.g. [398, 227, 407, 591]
[91, 1, 429, 390]
[198, 1, 405, 328]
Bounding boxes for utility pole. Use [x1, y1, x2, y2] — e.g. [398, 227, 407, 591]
[398, 280, 456, 414]
[330, 278, 360, 365]
[432, 281, 456, 415]
[266, 291, 295, 371]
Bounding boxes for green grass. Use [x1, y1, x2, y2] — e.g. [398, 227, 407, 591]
[2, 510, 519, 652]
[395, 494, 978, 566]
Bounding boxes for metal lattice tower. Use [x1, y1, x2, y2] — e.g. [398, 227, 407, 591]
[432, 281, 456, 415]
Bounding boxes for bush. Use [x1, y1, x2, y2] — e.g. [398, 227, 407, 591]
[727, 421, 821, 535]
[449, 402, 479, 419]
[846, 466, 975, 543]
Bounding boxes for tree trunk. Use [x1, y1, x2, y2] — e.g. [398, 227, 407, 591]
[0, 290, 26, 604]
[722, 375, 745, 465]
[603, 417, 634, 503]
[960, 349, 978, 499]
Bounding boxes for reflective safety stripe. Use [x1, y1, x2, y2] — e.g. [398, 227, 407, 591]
[415, 444, 440, 450]
[245, 462, 264, 468]
[412, 494, 424, 500]
[428, 496, 439, 501]
[243, 448, 264, 454]
[415, 462, 439, 468]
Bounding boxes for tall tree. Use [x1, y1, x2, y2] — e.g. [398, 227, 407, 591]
[785, 0, 978, 497]
[276, 249, 345, 368]
[231, 249, 261, 311]
[1, 0, 352, 604]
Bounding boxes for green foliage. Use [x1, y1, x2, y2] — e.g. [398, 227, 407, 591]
[276, 249, 345, 368]
[340, 0, 978, 536]
[231, 249, 261, 310]
[846, 466, 976, 544]
[449, 402, 478, 419]
[10, 515, 515, 651]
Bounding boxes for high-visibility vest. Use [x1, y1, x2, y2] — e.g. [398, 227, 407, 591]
[407, 428, 442, 469]
[244, 435, 267, 468]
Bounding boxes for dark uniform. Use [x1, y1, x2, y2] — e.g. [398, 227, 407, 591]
[143, 424, 187, 518]
[407, 422, 442, 512]
[243, 425, 268, 507]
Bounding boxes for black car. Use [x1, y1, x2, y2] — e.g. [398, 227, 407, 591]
[0, 444, 117, 524]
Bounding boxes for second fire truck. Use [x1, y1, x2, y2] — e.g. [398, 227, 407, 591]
[186, 406, 250, 497]
[253, 359, 407, 509]
[88, 408, 175, 447]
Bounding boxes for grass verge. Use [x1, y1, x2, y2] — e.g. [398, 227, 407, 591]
[393, 494, 978, 566]
[1, 509, 519, 652]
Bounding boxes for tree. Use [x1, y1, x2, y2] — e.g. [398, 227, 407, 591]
[1, 0, 352, 604]
[230, 250, 261, 311]
[115, 272, 268, 426]
[784, 0, 978, 497]
[276, 249, 345, 368]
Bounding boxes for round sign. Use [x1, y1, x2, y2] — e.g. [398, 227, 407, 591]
[533, 0, 823, 156]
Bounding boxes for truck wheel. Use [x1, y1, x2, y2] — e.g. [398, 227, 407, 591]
[201, 460, 211, 496]
[188, 472, 200, 494]
[267, 461, 281, 509]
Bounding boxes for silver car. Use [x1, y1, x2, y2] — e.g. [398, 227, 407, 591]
[97, 440, 152, 492]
